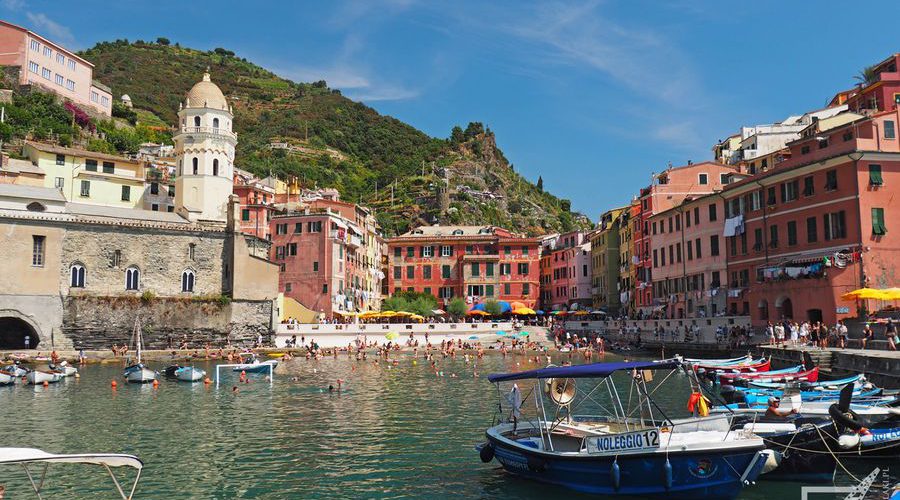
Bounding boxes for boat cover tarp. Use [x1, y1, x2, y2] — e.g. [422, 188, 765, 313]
[487, 359, 681, 382]
[0, 448, 143, 469]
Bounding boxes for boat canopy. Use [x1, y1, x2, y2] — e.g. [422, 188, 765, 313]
[0, 447, 143, 469]
[487, 359, 682, 383]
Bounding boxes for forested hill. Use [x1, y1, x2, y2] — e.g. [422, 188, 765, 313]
[80, 40, 591, 236]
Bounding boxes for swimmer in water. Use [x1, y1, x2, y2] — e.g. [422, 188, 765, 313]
[328, 384, 335, 393]
[231, 385, 239, 393]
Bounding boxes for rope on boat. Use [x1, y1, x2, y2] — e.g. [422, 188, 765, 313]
[814, 425, 860, 483]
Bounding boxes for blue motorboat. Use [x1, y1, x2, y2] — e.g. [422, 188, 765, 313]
[736, 387, 882, 405]
[478, 359, 769, 499]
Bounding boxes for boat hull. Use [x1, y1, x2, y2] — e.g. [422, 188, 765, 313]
[484, 435, 766, 499]
[0, 371, 15, 385]
[124, 365, 157, 383]
[26, 371, 62, 385]
[175, 367, 206, 382]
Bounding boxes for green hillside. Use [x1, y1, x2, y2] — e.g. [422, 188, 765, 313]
[78, 39, 591, 235]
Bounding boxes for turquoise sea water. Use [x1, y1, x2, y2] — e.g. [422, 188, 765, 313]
[0, 352, 894, 498]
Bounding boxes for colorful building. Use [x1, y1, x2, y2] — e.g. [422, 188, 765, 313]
[233, 167, 276, 239]
[386, 225, 541, 308]
[0, 20, 112, 116]
[543, 230, 592, 311]
[591, 207, 626, 313]
[722, 108, 900, 326]
[840, 53, 900, 114]
[618, 202, 637, 316]
[649, 192, 727, 319]
[271, 199, 383, 317]
[633, 161, 739, 316]
[23, 141, 146, 209]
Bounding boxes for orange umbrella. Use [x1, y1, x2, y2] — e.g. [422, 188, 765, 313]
[510, 301, 527, 310]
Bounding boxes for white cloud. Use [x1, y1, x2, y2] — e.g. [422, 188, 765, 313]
[275, 63, 420, 102]
[1, 0, 24, 11]
[25, 12, 74, 44]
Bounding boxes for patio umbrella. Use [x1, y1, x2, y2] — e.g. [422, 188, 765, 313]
[468, 335, 479, 340]
[497, 301, 512, 313]
[472, 303, 486, 311]
[409, 314, 425, 322]
[535, 310, 545, 315]
[512, 307, 536, 315]
[878, 288, 900, 300]
[510, 301, 527, 310]
[841, 288, 884, 301]
[467, 309, 489, 316]
[552, 310, 567, 316]
[572, 310, 589, 316]
[517, 331, 530, 337]
[590, 310, 607, 315]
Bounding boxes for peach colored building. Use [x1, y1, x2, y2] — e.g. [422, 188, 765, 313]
[0, 20, 112, 116]
[649, 193, 728, 319]
[633, 161, 740, 315]
[723, 108, 900, 326]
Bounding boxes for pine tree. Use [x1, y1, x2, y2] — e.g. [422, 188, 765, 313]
[537, 176, 543, 192]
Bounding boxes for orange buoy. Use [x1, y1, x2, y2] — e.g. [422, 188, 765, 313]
[152, 379, 159, 388]
[42, 380, 49, 387]
[204, 377, 212, 385]
[111, 380, 118, 388]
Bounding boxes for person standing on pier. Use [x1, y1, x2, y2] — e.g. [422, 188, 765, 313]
[886, 320, 898, 351]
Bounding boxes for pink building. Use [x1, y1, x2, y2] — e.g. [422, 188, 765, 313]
[543, 230, 593, 311]
[649, 193, 728, 319]
[0, 20, 112, 116]
[634, 161, 740, 316]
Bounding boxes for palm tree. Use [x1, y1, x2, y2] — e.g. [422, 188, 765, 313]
[854, 65, 877, 86]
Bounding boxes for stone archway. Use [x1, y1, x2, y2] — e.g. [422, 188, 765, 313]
[0, 313, 40, 349]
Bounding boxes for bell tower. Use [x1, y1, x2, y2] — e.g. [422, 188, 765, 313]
[174, 70, 237, 222]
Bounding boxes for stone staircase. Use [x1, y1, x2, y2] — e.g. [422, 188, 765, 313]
[806, 350, 834, 373]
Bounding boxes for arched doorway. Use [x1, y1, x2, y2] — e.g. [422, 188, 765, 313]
[0, 316, 39, 349]
[775, 296, 794, 320]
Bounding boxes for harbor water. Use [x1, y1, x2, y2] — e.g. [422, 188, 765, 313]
[0, 352, 895, 498]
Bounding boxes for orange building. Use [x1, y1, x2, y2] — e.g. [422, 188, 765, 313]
[722, 108, 900, 326]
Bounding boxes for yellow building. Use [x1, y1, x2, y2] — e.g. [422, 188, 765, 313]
[24, 141, 146, 209]
[617, 200, 637, 317]
[590, 206, 627, 313]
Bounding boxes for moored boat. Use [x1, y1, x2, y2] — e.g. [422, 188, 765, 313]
[0, 447, 143, 499]
[0, 370, 16, 385]
[478, 359, 769, 499]
[3, 363, 28, 377]
[232, 353, 277, 373]
[26, 369, 62, 385]
[720, 367, 819, 386]
[123, 317, 157, 384]
[164, 365, 206, 382]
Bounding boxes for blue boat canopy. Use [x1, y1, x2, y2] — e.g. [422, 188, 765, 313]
[487, 359, 682, 383]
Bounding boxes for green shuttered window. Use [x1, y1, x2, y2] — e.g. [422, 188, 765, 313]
[872, 208, 887, 236]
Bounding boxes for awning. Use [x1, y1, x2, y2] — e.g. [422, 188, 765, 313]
[487, 359, 682, 382]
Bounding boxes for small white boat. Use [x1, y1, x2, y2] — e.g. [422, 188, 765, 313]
[26, 370, 62, 385]
[0, 447, 143, 499]
[3, 364, 27, 377]
[50, 361, 78, 377]
[0, 370, 15, 385]
[232, 353, 277, 374]
[164, 365, 206, 382]
[123, 317, 157, 384]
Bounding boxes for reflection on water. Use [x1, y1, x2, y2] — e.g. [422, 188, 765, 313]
[0, 352, 893, 498]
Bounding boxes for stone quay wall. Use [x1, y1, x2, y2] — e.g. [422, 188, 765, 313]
[61, 296, 273, 350]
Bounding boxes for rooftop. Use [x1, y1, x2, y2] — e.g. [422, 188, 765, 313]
[0, 183, 65, 202]
[1, 158, 44, 176]
[24, 141, 140, 164]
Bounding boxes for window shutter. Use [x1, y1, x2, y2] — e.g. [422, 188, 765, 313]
[869, 165, 883, 186]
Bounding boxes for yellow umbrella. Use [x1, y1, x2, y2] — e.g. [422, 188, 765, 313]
[878, 288, 900, 300]
[572, 310, 589, 316]
[513, 307, 536, 315]
[393, 311, 413, 316]
[841, 288, 884, 301]
[409, 314, 425, 322]
[510, 301, 527, 310]
[379, 311, 397, 318]
[385, 332, 399, 340]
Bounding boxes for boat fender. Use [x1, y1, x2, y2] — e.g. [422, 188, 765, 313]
[610, 459, 621, 491]
[663, 458, 672, 490]
[760, 449, 782, 474]
[828, 404, 864, 431]
[837, 433, 861, 449]
[479, 443, 495, 463]
[527, 455, 546, 473]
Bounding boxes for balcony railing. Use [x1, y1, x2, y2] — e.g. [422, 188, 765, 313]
[179, 126, 237, 140]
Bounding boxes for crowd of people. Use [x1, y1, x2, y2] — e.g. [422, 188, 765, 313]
[764, 319, 898, 351]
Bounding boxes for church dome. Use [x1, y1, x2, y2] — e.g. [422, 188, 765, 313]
[185, 71, 227, 110]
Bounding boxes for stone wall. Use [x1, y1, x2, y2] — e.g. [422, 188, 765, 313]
[61, 225, 226, 297]
[61, 296, 272, 350]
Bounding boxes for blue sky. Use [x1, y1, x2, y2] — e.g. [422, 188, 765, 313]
[3, 1, 899, 219]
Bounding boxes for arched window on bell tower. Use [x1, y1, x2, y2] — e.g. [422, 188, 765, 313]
[194, 116, 201, 127]
[192, 157, 199, 175]
[213, 159, 219, 176]
[213, 118, 219, 129]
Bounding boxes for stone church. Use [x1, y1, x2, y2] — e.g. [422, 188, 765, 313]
[0, 72, 280, 350]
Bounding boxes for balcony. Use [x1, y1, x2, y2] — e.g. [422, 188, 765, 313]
[741, 149, 759, 160]
[178, 126, 237, 140]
